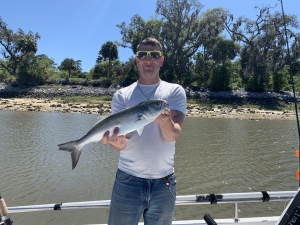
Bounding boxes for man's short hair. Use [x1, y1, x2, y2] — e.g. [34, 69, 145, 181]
[137, 37, 163, 52]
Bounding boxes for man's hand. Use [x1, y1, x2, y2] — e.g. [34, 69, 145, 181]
[154, 108, 171, 124]
[154, 109, 185, 142]
[101, 127, 127, 151]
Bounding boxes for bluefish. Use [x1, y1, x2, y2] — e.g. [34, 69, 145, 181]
[58, 99, 169, 170]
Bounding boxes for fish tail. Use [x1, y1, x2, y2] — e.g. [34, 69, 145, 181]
[58, 141, 82, 170]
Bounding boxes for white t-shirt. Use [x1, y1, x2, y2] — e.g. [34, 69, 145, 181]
[111, 80, 187, 179]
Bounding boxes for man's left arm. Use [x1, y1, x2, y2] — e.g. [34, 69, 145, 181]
[154, 109, 185, 142]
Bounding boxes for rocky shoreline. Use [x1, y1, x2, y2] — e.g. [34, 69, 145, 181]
[0, 83, 298, 120]
[0, 82, 299, 101]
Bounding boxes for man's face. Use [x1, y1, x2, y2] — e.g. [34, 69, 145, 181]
[135, 44, 164, 83]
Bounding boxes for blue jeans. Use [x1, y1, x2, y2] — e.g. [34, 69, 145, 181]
[108, 169, 176, 225]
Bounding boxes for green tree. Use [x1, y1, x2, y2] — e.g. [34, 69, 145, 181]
[211, 38, 240, 65]
[92, 59, 122, 81]
[120, 57, 139, 86]
[58, 58, 82, 80]
[158, 1, 227, 82]
[272, 66, 289, 92]
[196, 8, 229, 79]
[290, 33, 300, 76]
[117, 15, 163, 53]
[0, 59, 10, 80]
[193, 51, 212, 86]
[97, 41, 118, 78]
[209, 64, 231, 91]
[0, 17, 40, 76]
[92, 61, 109, 79]
[17, 53, 56, 86]
[117, 0, 227, 83]
[224, 5, 299, 91]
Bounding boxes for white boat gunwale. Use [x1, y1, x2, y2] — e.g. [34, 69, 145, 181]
[7, 191, 296, 214]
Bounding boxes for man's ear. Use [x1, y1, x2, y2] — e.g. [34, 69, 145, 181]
[161, 56, 164, 65]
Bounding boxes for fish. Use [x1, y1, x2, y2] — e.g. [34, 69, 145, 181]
[58, 99, 169, 170]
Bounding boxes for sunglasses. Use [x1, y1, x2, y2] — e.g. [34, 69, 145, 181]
[136, 51, 163, 60]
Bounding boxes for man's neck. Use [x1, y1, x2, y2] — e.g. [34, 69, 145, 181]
[138, 77, 160, 85]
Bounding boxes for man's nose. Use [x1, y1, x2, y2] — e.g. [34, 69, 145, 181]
[144, 57, 153, 61]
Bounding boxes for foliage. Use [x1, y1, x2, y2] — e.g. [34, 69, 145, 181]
[192, 37, 239, 86]
[245, 76, 265, 92]
[211, 38, 240, 65]
[157, 0, 203, 80]
[160, 2, 227, 80]
[160, 62, 176, 83]
[97, 41, 118, 63]
[271, 66, 289, 92]
[92, 61, 108, 79]
[0, 59, 10, 80]
[117, 0, 228, 82]
[228, 61, 243, 90]
[209, 64, 231, 91]
[193, 51, 214, 86]
[96, 41, 118, 78]
[195, 8, 229, 78]
[91, 60, 121, 80]
[76, 71, 89, 79]
[17, 53, 56, 86]
[57, 70, 70, 80]
[119, 57, 138, 86]
[292, 75, 300, 93]
[224, 5, 300, 90]
[193, 72, 204, 87]
[58, 58, 82, 80]
[0, 17, 40, 76]
[0, 3, 299, 94]
[116, 15, 163, 53]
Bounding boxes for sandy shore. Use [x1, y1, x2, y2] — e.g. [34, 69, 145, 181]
[0, 97, 297, 120]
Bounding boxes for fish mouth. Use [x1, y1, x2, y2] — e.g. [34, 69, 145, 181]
[163, 101, 169, 108]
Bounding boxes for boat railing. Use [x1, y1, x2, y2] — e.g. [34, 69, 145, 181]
[6, 190, 297, 221]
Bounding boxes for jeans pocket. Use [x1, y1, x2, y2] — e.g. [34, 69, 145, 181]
[162, 173, 177, 199]
[167, 173, 177, 186]
[116, 169, 133, 182]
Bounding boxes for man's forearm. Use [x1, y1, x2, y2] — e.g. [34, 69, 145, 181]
[159, 119, 182, 142]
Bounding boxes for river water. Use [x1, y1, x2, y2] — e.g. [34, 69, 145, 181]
[0, 110, 299, 224]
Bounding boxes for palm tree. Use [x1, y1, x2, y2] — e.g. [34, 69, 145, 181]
[98, 41, 118, 78]
[59, 58, 81, 80]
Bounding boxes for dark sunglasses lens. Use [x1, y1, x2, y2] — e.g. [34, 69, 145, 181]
[137, 52, 147, 59]
[150, 52, 161, 59]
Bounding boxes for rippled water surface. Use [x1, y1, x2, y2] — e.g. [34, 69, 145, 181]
[0, 111, 298, 224]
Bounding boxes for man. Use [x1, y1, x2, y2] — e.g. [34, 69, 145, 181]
[102, 37, 186, 225]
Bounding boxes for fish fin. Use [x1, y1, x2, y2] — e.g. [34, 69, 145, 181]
[58, 141, 82, 170]
[135, 114, 146, 122]
[134, 115, 147, 135]
[136, 127, 144, 136]
[71, 148, 82, 170]
[125, 132, 134, 139]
